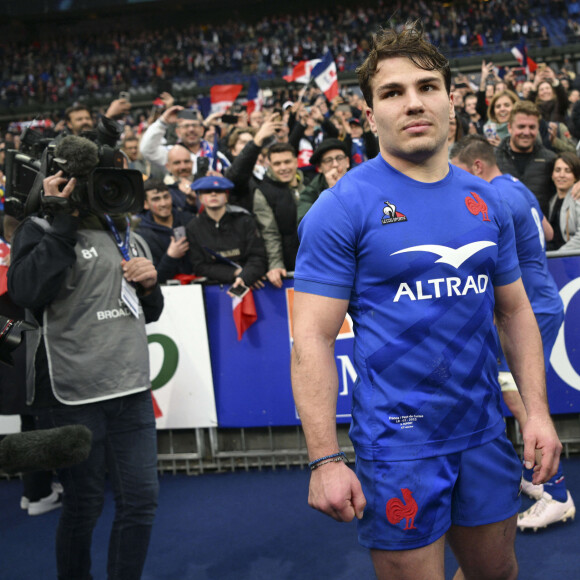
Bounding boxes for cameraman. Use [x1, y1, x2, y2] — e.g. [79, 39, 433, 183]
[8, 161, 163, 579]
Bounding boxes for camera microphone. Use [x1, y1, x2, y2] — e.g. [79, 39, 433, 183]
[54, 136, 99, 177]
[0, 425, 92, 474]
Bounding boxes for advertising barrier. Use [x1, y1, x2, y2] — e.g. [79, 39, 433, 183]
[207, 256, 580, 427]
[2, 256, 580, 435]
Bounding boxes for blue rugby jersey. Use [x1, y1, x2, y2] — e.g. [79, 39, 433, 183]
[295, 156, 521, 461]
[492, 174, 562, 317]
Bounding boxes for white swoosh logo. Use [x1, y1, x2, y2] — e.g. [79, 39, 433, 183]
[391, 241, 497, 269]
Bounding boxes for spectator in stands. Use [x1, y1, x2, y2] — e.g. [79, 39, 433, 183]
[64, 105, 94, 136]
[343, 117, 379, 166]
[495, 101, 557, 216]
[288, 101, 339, 172]
[135, 178, 193, 283]
[186, 176, 267, 293]
[140, 105, 224, 174]
[530, 65, 569, 125]
[225, 112, 285, 210]
[64, 98, 131, 137]
[252, 143, 304, 288]
[297, 138, 350, 224]
[122, 136, 166, 180]
[483, 90, 520, 146]
[164, 145, 199, 218]
[547, 151, 580, 252]
[464, 92, 484, 134]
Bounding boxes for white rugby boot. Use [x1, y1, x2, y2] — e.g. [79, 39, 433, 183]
[517, 491, 576, 532]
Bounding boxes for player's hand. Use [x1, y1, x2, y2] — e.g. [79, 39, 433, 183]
[122, 257, 158, 290]
[167, 236, 189, 259]
[266, 267, 287, 288]
[308, 460, 366, 522]
[521, 414, 562, 485]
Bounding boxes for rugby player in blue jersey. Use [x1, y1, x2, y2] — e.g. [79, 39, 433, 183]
[291, 21, 562, 580]
[450, 134, 575, 532]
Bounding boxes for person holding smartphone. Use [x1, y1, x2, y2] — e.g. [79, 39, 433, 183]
[185, 176, 267, 297]
[135, 179, 193, 284]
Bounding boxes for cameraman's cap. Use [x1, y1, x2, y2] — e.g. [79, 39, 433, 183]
[309, 139, 349, 166]
[191, 176, 234, 193]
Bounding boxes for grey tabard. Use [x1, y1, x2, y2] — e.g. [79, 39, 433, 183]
[40, 225, 153, 404]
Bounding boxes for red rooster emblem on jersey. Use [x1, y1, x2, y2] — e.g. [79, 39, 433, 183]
[386, 488, 419, 530]
[465, 191, 490, 222]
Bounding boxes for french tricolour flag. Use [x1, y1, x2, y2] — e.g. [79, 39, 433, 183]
[232, 290, 258, 340]
[511, 41, 537, 74]
[245, 77, 263, 116]
[311, 52, 339, 101]
[283, 59, 321, 84]
[210, 84, 243, 114]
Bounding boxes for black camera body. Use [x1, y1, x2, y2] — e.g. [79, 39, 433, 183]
[4, 117, 145, 219]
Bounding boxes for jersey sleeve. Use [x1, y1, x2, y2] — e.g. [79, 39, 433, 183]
[294, 189, 356, 299]
[493, 195, 521, 287]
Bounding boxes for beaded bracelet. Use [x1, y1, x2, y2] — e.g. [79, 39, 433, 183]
[310, 456, 348, 471]
[308, 451, 347, 471]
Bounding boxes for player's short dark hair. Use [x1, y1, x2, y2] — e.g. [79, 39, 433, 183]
[356, 19, 451, 108]
[267, 142, 296, 159]
[144, 178, 169, 196]
[449, 134, 497, 168]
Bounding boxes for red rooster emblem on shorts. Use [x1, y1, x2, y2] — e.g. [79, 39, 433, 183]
[386, 488, 419, 530]
[465, 191, 490, 222]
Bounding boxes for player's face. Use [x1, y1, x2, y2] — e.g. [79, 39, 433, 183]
[365, 57, 454, 168]
[508, 113, 539, 153]
[552, 158, 576, 195]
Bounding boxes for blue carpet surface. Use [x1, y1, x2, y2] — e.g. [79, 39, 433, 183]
[1, 457, 580, 579]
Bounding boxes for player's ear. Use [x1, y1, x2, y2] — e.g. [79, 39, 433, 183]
[449, 94, 456, 120]
[365, 106, 377, 133]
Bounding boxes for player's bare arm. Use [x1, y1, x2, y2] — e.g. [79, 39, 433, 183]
[494, 279, 562, 484]
[291, 291, 366, 522]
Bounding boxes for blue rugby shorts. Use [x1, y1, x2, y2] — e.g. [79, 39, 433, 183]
[356, 433, 522, 551]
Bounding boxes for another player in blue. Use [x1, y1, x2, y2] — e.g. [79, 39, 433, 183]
[291, 21, 562, 580]
[450, 134, 576, 531]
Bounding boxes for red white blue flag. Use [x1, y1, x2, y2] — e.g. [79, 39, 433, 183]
[511, 41, 537, 74]
[210, 84, 243, 114]
[311, 52, 339, 101]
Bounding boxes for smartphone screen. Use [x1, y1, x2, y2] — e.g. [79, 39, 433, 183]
[173, 226, 186, 241]
[228, 284, 249, 298]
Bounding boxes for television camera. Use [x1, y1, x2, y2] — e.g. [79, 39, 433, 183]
[3, 116, 144, 220]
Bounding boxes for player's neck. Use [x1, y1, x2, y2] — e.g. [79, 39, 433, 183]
[381, 147, 450, 183]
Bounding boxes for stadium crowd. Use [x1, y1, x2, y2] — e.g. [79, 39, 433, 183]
[0, 0, 574, 108]
[2, 5, 580, 578]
